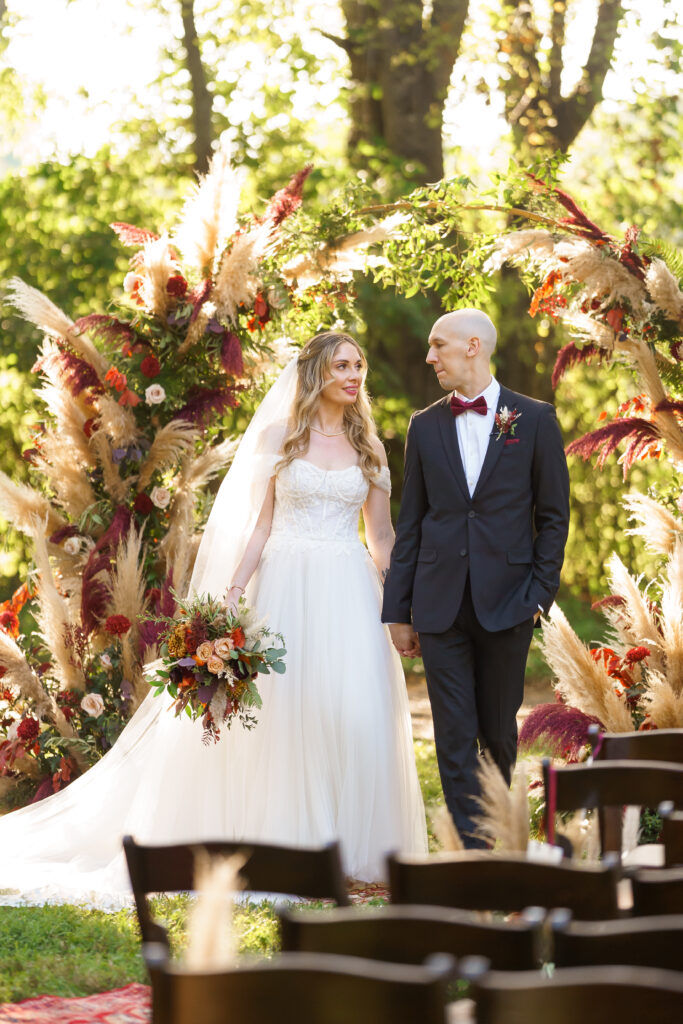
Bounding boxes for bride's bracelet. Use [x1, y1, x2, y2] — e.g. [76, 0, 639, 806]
[227, 583, 245, 594]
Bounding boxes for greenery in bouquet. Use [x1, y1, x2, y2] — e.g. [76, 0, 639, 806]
[148, 593, 286, 744]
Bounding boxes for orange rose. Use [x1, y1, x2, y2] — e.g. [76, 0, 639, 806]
[206, 655, 225, 675]
[214, 636, 234, 659]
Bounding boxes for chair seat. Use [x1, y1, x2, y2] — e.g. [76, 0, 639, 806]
[622, 844, 665, 868]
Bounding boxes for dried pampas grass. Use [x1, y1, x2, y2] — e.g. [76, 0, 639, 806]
[182, 436, 238, 491]
[138, 234, 179, 318]
[282, 214, 406, 290]
[157, 484, 196, 594]
[0, 471, 67, 537]
[641, 669, 683, 728]
[184, 849, 245, 969]
[35, 381, 95, 469]
[137, 420, 199, 491]
[623, 492, 683, 556]
[540, 604, 633, 731]
[429, 803, 465, 853]
[90, 431, 132, 504]
[31, 521, 86, 692]
[645, 258, 683, 323]
[174, 149, 243, 276]
[212, 225, 269, 325]
[94, 394, 140, 447]
[658, 539, 683, 695]
[555, 811, 600, 863]
[471, 757, 529, 852]
[0, 631, 53, 718]
[35, 432, 97, 520]
[602, 554, 666, 675]
[483, 229, 556, 273]
[562, 310, 617, 351]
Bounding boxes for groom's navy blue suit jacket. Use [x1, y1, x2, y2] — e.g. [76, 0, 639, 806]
[382, 386, 570, 634]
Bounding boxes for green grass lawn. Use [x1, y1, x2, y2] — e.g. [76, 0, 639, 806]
[0, 740, 444, 1004]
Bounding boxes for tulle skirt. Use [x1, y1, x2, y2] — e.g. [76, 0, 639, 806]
[0, 536, 427, 908]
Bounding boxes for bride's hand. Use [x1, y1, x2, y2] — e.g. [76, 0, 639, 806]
[224, 586, 243, 615]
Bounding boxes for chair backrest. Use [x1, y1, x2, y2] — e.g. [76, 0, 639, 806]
[631, 866, 683, 916]
[144, 943, 455, 1024]
[589, 725, 683, 764]
[387, 851, 621, 920]
[542, 758, 683, 855]
[279, 903, 545, 971]
[123, 835, 349, 947]
[550, 908, 683, 971]
[660, 800, 683, 867]
[460, 959, 683, 1024]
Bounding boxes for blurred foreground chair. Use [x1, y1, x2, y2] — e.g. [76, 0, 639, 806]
[660, 800, 683, 867]
[631, 865, 683, 916]
[460, 957, 683, 1023]
[542, 758, 683, 865]
[123, 834, 348, 948]
[387, 851, 621, 920]
[279, 903, 544, 970]
[144, 944, 455, 1024]
[550, 907, 683, 971]
[588, 725, 683, 765]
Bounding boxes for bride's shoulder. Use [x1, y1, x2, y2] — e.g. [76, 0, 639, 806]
[369, 433, 389, 467]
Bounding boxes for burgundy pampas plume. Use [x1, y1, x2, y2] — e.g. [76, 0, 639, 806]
[220, 332, 244, 377]
[551, 342, 603, 389]
[48, 525, 81, 545]
[528, 174, 610, 245]
[566, 417, 659, 473]
[110, 222, 159, 246]
[173, 386, 240, 428]
[138, 571, 177, 653]
[262, 165, 313, 228]
[80, 506, 133, 633]
[34, 346, 103, 396]
[518, 702, 603, 761]
[655, 399, 683, 415]
[73, 314, 136, 347]
[591, 594, 626, 611]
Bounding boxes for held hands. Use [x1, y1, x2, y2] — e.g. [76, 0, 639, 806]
[388, 623, 421, 658]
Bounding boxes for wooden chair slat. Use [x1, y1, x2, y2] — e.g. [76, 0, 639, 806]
[550, 908, 683, 971]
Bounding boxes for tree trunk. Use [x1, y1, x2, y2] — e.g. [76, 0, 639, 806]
[179, 0, 214, 175]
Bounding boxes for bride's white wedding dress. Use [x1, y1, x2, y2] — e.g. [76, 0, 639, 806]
[0, 458, 427, 908]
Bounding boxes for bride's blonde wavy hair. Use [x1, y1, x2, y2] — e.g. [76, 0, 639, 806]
[276, 331, 383, 484]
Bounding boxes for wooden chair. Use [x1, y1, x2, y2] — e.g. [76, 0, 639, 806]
[387, 851, 621, 920]
[123, 834, 349, 949]
[542, 758, 683, 857]
[660, 800, 683, 867]
[631, 866, 683, 916]
[550, 907, 683, 971]
[279, 903, 545, 970]
[460, 957, 683, 1023]
[588, 724, 683, 764]
[143, 943, 455, 1024]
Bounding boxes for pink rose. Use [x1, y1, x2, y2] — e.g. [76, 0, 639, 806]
[214, 636, 234, 659]
[206, 655, 225, 675]
[145, 383, 166, 405]
[80, 693, 105, 717]
[150, 486, 171, 509]
[196, 641, 214, 662]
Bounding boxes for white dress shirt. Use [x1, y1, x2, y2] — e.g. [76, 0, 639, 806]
[453, 376, 500, 497]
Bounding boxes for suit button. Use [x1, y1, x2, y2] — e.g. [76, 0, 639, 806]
[468, 510, 476, 519]
[460, 548, 467, 557]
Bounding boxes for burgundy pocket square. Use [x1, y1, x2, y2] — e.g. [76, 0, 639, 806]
[504, 438, 520, 446]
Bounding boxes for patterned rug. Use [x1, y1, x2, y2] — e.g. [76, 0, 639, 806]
[0, 984, 151, 1023]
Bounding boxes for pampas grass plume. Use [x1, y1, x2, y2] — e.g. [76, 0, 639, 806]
[0, 471, 67, 537]
[137, 420, 199, 491]
[430, 803, 464, 852]
[623, 492, 683, 556]
[184, 849, 245, 969]
[174, 149, 243, 275]
[471, 756, 529, 852]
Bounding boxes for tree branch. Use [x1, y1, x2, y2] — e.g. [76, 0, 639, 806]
[179, 0, 214, 176]
[556, 0, 624, 149]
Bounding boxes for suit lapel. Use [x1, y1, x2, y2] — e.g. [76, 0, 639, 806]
[472, 385, 514, 498]
[435, 398, 470, 500]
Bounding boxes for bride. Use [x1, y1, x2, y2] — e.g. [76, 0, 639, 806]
[0, 331, 427, 907]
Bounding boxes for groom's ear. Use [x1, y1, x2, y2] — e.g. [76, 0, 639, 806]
[466, 335, 480, 356]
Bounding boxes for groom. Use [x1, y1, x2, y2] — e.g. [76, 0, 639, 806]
[382, 309, 570, 846]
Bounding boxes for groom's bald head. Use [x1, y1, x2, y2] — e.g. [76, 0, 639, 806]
[431, 309, 497, 354]
[426, 309, 497, 396]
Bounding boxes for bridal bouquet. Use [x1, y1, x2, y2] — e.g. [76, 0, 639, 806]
[148, 594, 286, 743]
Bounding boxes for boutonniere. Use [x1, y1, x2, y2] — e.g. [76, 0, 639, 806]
[493, 406, 521, 441]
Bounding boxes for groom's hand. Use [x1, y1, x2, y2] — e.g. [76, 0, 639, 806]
[388, 623, 421, 658]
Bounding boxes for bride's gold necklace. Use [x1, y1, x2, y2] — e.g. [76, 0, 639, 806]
[311, 425, 346, 437]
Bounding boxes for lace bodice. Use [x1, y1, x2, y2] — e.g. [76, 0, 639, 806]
[267, 460, 390, 547]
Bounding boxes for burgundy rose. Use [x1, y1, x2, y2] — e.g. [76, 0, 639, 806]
[104, 614, 132, 636]
[83, 418, 99, 438]
[140, 355, 161, 379]
[17, 716, 40, 742]
[166, 274, 188, 298]
[134, 493, 155, 515]
[0, 610, 19, 637]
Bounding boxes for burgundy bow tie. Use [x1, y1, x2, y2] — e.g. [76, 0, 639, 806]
[450, 394, 488, 418]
